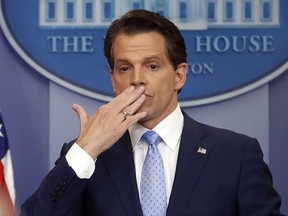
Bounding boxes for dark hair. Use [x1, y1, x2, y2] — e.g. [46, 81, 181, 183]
[104, 9, 187, 70]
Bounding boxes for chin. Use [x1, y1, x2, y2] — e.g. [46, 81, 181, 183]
[137, 115, 150, 125]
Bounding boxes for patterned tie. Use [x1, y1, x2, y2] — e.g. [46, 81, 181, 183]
[140, 131, 167, 216]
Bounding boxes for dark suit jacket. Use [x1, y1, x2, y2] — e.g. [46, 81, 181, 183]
[21, 112, 283, 216]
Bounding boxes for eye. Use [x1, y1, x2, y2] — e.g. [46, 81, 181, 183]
[146, 64, 159, 71]
[119, 66, 131, 73]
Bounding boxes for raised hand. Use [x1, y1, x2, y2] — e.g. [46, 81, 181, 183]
[72, 85, 147, 160]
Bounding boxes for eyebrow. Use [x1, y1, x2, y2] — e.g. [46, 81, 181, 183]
[115, 55, 163, 65]
[143, 55, 162, 62]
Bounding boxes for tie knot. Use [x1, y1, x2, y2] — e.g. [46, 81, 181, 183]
[141, 131, 162, 146]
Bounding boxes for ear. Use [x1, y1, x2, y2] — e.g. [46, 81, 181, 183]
[175, 63, 187, 91]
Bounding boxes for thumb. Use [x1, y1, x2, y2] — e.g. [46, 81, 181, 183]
[72, 103, 88, 130]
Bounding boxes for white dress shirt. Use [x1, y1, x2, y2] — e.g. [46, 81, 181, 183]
[129, 105, 183, 204]
[66, 104, 184, 203]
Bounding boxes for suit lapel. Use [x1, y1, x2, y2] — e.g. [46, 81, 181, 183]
[100, 113, 212, 216]
[101, 132, 143, 216]
[167, 113, 212, 216]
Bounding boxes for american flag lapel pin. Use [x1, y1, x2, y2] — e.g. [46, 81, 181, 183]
[197, 147, 207, 155]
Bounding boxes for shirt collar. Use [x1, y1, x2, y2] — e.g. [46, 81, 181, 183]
[129, 104, 184, 151]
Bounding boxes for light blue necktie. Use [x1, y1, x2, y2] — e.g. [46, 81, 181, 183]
[140, 130, 167, 216]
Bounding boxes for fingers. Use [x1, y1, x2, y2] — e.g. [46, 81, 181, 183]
[111, 86, 145, 112]
[123, 111, 147, 128]
[119, 93, 147, 126]
[122, 94, 146, 117]
[129, 94, 146, 112]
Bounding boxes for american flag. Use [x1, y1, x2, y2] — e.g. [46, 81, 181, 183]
[0, 112, 15, 215]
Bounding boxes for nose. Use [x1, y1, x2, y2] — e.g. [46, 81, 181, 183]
[130, 67, 146, 87]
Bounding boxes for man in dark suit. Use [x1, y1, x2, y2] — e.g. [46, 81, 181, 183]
[21, 9, 283, 216]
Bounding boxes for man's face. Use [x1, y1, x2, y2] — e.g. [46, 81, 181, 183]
[110, 32, 186, 128]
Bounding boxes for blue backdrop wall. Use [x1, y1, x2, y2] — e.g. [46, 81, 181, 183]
[0, 26, 287, 215]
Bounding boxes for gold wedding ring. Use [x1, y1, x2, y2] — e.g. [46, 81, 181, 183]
[122, 111, 130, 120]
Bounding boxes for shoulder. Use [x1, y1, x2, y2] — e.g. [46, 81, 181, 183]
[182, 111, 261, 152]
